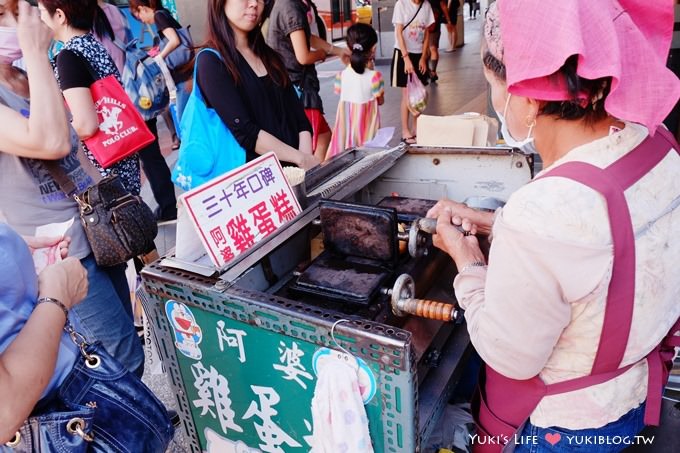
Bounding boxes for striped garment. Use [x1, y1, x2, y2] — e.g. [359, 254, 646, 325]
[327, 67, 384, 160]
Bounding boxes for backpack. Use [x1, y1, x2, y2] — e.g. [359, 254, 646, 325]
[115, 39, 169, 121]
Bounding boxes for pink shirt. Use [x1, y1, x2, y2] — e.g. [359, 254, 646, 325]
[454, 122, 680, 429]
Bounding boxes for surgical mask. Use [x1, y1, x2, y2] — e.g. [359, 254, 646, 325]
[497, 93, 536, 153]
[0, 27, 22, 64]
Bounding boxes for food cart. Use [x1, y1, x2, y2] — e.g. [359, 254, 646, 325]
[140, 145, 533, 452]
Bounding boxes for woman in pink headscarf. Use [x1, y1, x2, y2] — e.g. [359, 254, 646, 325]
[427, 1, 680, 451]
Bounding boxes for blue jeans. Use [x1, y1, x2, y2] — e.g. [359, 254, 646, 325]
[514, 403, 646, 452]
[69, 255, 144, 376]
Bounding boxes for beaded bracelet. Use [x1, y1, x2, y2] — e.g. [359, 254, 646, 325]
[36, 296, 69, 320]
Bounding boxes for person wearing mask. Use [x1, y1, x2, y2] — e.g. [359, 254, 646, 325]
[428, 2, 680, 451]
[0, 0, 143, 376]
[194, 0, 320, 171]
[0, 0, 144, 373]
[267, 0, 348, 161]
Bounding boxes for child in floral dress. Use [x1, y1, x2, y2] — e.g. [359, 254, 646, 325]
[327, 23, 385, 160]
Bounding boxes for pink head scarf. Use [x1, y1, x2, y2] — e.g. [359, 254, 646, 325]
[484, 0, 680, 134]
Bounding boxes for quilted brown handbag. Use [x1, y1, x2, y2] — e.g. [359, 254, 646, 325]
[44, 161, 158, 267]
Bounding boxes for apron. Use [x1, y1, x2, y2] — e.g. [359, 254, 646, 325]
[472, 127, 680, 452]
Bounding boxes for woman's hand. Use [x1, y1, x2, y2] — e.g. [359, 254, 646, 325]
[24, 235, 71, 260]
[419, 56, 428, 75]
[431, 208, 486, 269]
[296, 152, 321, 171]
[403, 55, 415, 74]
[16, 1, 52, 58]
[427, 199, 468, 219]
[333, 46, 351, 65]
[427, 199, 496, 236]
[38, 257, 88, 310]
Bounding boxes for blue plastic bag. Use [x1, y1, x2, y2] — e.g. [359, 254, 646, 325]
[171, 49, 246, 191]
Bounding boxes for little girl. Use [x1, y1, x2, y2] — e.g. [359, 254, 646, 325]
[327, 23, 385, 160]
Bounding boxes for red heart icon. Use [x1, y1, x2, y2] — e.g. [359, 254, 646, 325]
[545, 432, 561, 446]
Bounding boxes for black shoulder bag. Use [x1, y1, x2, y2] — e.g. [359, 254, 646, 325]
[43, 161, 158, 267]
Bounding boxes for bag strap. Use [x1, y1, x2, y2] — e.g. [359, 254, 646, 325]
[61, 46, 103, 86]
[403, 1, 425, 32]
[191, 48, 223, 103]
[112, 37, 129, 53]
[42, 160, 79, 197]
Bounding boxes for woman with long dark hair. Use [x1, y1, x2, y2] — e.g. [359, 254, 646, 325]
[194, 0, 319, 169]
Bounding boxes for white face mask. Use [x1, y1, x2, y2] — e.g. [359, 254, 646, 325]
[0, 26, 22, 64]
[497, 93, 537, 153]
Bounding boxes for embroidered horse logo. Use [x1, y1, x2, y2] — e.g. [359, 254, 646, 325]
[97, 105, 124, 135]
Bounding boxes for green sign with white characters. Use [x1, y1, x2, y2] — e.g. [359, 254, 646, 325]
[165, 300, 385, 452]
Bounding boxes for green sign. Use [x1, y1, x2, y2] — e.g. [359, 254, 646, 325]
[165, 300, 384, 452]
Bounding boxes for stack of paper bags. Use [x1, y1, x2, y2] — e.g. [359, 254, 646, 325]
[416, 112, 499, 147]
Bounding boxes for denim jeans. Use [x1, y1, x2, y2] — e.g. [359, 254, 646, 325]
[69, 254, 144, 376]
[514, 403, 646, 452]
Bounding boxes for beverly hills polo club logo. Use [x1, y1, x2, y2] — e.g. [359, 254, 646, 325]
[95, 96, 139, 146]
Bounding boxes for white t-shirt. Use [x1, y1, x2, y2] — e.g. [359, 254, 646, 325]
[392, 0, 435, 54]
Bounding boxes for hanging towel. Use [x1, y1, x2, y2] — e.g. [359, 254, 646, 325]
[309, 356, 374, 453]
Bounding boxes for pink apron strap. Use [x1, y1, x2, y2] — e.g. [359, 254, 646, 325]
[536, 162, 635, 373]
[606, 126, 680, 189]
[536, 129, 674, 374]
[537, 128, 677, 425]
[644, 317, 680, 424]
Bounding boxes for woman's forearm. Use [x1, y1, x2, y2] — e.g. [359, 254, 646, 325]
[298, 131, 313, 155]
[395, 25, 409, 56]
[158, 28, 180, 60]
[255, 130, 304, 165]
[22, 53, 71, 156]
[0, 303, 66, 442]
[290, 30, 325, 65]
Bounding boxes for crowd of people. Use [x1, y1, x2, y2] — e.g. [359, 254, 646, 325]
[1, 0, 679, 451]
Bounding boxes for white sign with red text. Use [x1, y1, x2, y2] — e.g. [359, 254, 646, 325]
[177, 152, 301, 269]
